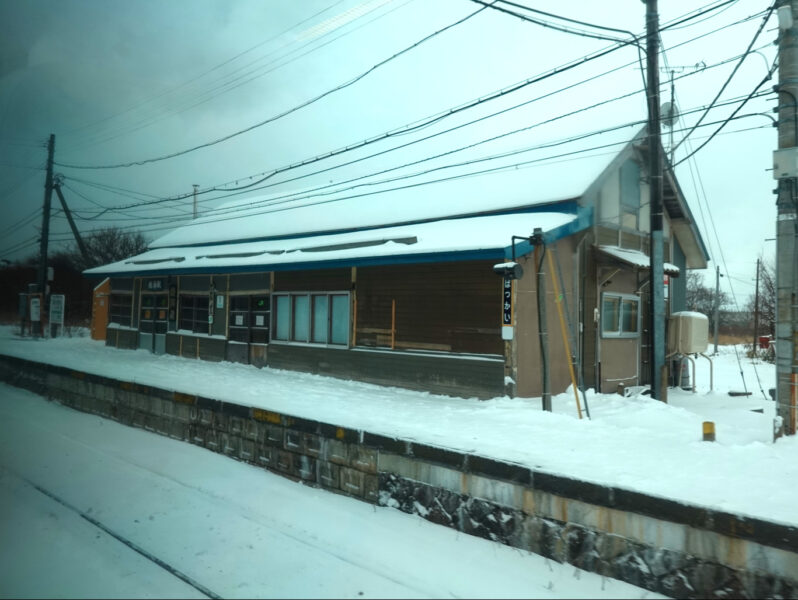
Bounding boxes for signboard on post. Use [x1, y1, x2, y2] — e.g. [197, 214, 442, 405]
[50, 294, 65, 325]
[501, 277, 514, 340]
[30, 296, 41, 322]
[49, 294, 65, 337]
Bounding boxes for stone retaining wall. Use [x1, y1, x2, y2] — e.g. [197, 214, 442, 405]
[1, 353, 796, 599]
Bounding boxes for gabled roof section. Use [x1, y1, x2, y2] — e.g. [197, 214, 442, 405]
[86, 210, 585, 277]
[148, 124, 642, 251]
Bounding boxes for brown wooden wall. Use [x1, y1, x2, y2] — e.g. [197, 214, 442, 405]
[355, 261, 503, 355]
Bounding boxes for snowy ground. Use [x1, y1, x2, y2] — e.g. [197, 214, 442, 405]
[0, 384, 658, 599]
[0, 326, 794, 529]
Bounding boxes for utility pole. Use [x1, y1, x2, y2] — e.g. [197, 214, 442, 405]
[53, 177, 90, 265]
[774, 0, 798, 435]
[713, 266, 722, 355]
[193, 184, 199, 219]
[753, 258, 761, 352]
[36, 133, 55, 335]
[646, 0, 665, 400]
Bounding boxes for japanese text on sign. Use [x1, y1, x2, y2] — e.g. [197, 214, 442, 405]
[502, 277, 513, 326]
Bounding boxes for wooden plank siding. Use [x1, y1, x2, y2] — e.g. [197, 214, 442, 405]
[356, 261, 503, 355]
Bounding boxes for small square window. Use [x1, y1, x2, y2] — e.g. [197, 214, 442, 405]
[602, 293, 639, 338]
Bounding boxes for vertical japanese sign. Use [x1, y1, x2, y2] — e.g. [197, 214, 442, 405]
[502, 277, 514, 340]
[29, 296, 41, 322]
[49, 294, 65, 326]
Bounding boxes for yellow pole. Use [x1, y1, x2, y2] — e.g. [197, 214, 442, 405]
[546, 249, 583, 419]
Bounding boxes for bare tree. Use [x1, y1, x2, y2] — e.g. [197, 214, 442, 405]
[747, 258, 775, 336]
[685, 270, 729, 333]
[54, 227, 148, 272]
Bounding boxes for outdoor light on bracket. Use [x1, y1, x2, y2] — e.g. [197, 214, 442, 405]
[493, 228, 545, 280]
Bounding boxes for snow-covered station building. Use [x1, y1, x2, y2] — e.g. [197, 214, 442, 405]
[87, 126, 708, 399]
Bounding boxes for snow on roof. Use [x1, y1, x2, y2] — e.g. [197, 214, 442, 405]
[149, 128, 639, 250]
[87, 211, 578, 276]
[597, 245, 680, 276]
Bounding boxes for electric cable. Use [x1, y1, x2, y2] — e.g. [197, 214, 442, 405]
[56, 2, 494, 169]
[57, 0, 748, 171]
[670, 1, 776, 156]
[66, 0, 415, 152]
[62, 0, 349, 139]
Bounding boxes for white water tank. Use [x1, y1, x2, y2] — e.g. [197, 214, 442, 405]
[668, 311, 709, 355]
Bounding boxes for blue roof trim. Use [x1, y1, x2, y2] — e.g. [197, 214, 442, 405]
[503, 206, 593, 259]
[149, 199, 579, 250]
[83, 248, 507, 278]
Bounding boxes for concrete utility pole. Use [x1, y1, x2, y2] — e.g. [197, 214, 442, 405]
[753, 258, 761, 352]
[36, 133, 55, 335]
[713, 266, 722, 355]
[774, 0, 798, 435]
[193, 184, 199, 219]
[646, 0, 665, 400]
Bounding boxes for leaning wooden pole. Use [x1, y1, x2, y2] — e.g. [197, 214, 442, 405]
[546, 248, 583, 419]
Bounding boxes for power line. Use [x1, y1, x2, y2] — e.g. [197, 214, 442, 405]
[58, 2, 762, 222]
[66, 120, 772, 242]
[65, 80, 768, 224]
[56, 0, 746, 172]
[670, 1, 776, 155]
[62, 0, 349, 140]
[65, 0, 414, 152]
[672, 65, 776, 168]
[56, 2, 493, 170]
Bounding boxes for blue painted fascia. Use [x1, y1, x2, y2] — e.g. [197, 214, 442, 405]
[502, 206, 593, 259]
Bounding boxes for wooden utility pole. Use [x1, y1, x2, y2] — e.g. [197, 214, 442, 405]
[775, 0, 798, 434]
[646, 0, 665, 400]
[53, 180, 90, 264]
[36, 133, 55, 335]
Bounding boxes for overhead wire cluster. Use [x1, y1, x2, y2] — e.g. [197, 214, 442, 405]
[0, 0, 778, 261]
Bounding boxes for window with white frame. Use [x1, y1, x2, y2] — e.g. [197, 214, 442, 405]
[272, 292, 350, 346]
[601, 292, 639, 338]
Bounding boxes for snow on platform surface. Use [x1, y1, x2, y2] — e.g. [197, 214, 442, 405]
[0, 325, 794, 527]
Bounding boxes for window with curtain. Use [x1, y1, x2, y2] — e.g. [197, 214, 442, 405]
[272, 292, 349, 346]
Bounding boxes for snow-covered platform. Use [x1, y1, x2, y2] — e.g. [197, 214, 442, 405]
[0, 327, 796, 598]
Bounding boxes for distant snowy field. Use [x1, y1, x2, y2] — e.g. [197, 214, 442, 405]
[0, 326, 794, 527]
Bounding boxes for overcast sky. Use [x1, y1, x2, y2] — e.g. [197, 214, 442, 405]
[0, 0, 780, 303]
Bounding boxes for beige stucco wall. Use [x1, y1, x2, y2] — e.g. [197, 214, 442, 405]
[514, 236, 580, 399]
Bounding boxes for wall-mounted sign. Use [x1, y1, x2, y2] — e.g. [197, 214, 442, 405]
[502, 277, 513, 325]
[502, 277, 514, 340]
[235, 315, 244, 326]
[50, 294, 65, 326]
[30, 296, 41, 322]
[255, 315, 264, 327]
[145, 279, 165, 291]
[216, 295, 224, 309]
